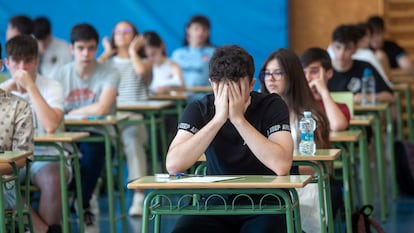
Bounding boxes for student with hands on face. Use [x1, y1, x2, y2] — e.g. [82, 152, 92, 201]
[166, 45, 293, 233]
[166, 61, 293, 177]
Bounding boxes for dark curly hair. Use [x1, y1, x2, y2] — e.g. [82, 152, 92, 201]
[209, 45, 254, 82]
[6, 34, 38, 61]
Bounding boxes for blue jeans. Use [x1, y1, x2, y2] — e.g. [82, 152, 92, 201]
[172, 214, 287, 233]
[78, 134, 106, 209]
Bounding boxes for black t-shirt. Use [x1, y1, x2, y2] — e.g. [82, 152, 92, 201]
[328, 60, 393, 94]
[178, 91, 291, 176]
[383, 40, 406, 69]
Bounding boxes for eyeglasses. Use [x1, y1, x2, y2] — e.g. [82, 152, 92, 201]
[260, 70, 284, 81]
[113, 27, 133, 35]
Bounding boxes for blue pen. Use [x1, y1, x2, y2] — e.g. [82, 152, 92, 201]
[171, 173, 203, 178]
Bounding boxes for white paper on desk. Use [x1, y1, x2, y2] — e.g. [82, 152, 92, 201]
[168, 176, 240, 183]
[64, 115, 85, 120]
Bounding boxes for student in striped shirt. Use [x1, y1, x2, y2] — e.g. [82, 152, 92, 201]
[98, 21, 151, 216]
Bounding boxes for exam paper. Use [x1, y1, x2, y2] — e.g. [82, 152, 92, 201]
[168, 176, 240, 183]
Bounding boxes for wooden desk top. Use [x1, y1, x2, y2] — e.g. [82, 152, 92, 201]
[198, 149, 341, 162]
[329, 129, 362, 142]
[293, 149, 341, 161]
[149, 92, 190, 100]
[64, 114, 128, 125]
[34, 132, 90, 142]
[127, 175, 312, 189]
[186, 86, 213, 92]
[392, 83, 409, 91]
[350, 115, 375, 126]
[117, 100, 174, 111]
[354, 103, 388, 112]
[0, 151, 32, 163]
[391, 75, 414, 83]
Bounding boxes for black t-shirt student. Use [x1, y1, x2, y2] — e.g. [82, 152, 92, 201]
[177, 91, 291, 176]
[327, 60, 393, 94]
[382, 40, 406, 69]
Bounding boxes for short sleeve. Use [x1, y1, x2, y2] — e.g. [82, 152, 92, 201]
[258, 94, 291, 137]
[177, 100, 205, 134]
[12, 100, 34, 151]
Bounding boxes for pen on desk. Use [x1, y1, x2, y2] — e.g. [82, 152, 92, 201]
[155, 173, 203, 178]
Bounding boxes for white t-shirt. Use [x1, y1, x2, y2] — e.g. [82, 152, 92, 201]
[40, 37, 72, 78]
[12, 74, 64, 155]
[149, 59, 181, 93]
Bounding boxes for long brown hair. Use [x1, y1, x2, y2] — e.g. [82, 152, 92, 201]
[259, 48, 330, 148]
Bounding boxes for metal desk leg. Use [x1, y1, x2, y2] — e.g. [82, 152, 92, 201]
[358, 127, 373, 206]
[405, 87, 414, 142]
[386, 107, 397, 200]
[372, 113, 387, 222]
[149, 112, 159, 174]
[394, 92, 403, 141]
[114, 126, 128, 233]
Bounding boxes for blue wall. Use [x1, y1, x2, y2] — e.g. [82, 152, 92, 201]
[0, 0, 288, 89]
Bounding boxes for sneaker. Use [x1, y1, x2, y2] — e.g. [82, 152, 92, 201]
[128, 192, 144, 216]
[90, 194, 100, 215]
[85, 224, 100, 233]
[84, 209, 96, 226]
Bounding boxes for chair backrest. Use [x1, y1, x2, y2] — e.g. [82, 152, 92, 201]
[330, 91, 354, 118]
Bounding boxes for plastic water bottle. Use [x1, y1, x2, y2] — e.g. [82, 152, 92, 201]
[299, 111, 316, 155]
[361, 68, 376, 105]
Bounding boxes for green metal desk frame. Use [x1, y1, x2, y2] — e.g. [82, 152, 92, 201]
[142, 186, 303, 233]
[33, 142, 84, 233]
[67, 125, 127, 233]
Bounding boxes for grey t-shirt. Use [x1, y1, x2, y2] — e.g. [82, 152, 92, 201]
[52, 62, 120, 114]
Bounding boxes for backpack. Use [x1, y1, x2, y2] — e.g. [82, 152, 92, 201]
[394, 140, 414, 195]
[352, 205, 385, 233]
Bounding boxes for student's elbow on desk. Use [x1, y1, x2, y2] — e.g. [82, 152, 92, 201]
[330, 121, 349, 131]
[165, 158, 184, 175]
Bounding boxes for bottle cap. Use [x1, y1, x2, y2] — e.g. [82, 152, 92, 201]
[304, 111, 312, 117]
[363, 68, 373, 77]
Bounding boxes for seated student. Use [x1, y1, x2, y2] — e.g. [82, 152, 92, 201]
[33, 16, 72, 77]
[98, 20, 151, 216]
[171, 15, 215, 101]
[327, 24, 394, 104]
[166, 45, 293, 233]
[328, 23, 393, 87]
[143, 31, 185, 95]
[0, 42, 34, 212]
[300, 47, 351, 131]
[6, 15, 33, 41]
[52, 23, 120, 227]
[1, 35, 66, 233]
[367, 15, 413, 76]
[259, 48, 336, 233]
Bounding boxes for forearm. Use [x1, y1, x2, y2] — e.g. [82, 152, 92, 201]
[376, 91, 394, 103]
[27, 86, 63, 133]
[130, 53, 151, 85]
[166, 117, 225, 174]
[232, 118, 293, 175]
[320, 93, 349, 131]
[68, 102, 111, 116]
[97, 52, 112, 64]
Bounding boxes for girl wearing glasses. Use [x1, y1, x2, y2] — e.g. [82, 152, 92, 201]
[259, 48, 333, 233]
[98, 21, 150, 217]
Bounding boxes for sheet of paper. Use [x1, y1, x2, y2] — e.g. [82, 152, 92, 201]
[168, 176, 241, 183]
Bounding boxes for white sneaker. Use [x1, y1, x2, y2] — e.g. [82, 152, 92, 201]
[90, 194, 100, 215]
[128, 192, 144, 216]
[85, 223, 100, 233]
